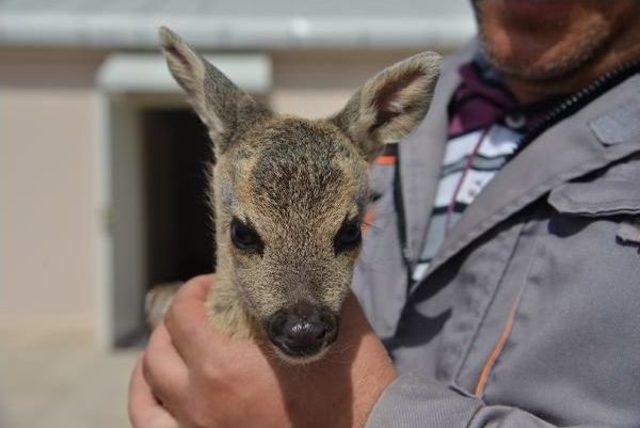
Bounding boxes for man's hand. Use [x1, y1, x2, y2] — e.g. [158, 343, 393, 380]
[128, 275, 397, 428]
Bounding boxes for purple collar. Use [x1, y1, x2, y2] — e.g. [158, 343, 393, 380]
[448, 61, 564, 138]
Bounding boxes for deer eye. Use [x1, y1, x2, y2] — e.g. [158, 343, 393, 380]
[333, 219, 362, 254]
[230, 217, 263, 253]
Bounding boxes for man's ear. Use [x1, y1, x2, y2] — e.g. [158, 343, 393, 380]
[332, 52, 441, 162]
[159, 26, 269, 153]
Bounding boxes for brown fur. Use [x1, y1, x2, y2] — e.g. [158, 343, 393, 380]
[147, 26, 441, 360]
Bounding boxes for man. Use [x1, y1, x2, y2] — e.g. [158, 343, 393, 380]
[130, 1, 640, 426]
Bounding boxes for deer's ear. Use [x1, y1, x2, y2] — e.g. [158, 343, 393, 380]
[332, 52, 441, 162]
[159, 26, 269, 153]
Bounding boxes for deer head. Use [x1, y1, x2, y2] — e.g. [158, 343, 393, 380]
[159, 27, 440, 362]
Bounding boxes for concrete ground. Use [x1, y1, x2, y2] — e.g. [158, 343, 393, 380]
[0, 330, 138, 428]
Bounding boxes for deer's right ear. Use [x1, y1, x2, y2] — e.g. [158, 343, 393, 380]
[332, 52, 441, 162]
[159, 26, 268, 153]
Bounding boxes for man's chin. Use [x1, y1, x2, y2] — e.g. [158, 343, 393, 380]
[475, 0, 614, 83]
[481, 41, 600, 82]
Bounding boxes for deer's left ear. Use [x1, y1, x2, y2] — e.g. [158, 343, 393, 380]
[332, 52, 441, 162]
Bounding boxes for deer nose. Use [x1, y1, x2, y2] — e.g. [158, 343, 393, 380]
[266, 304, 338, 358]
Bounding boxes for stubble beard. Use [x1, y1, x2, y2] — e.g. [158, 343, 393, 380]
[476, 6, 612, 81]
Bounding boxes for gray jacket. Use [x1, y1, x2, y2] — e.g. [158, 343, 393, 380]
[353, 45, 640, 427]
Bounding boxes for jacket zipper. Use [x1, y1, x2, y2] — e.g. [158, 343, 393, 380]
[516, 58, 640, 154]
[392, 156, 413, 286]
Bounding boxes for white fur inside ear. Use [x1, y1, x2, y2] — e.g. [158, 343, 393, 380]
[388, 100, 404, 112]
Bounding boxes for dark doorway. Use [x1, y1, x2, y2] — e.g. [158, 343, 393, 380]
[142, 108, 216, 291]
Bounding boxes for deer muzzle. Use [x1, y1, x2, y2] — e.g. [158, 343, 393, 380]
[266, 302, 338, 360]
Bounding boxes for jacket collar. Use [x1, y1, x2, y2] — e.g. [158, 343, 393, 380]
[398, 43, 475, 264]
[419, 73, 640, 285]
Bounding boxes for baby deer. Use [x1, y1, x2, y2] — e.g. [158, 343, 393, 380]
[147, 27, 440, 364]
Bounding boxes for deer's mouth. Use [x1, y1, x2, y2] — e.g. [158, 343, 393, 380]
[265, 304, 339, 363]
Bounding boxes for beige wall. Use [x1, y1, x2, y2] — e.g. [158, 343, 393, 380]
[270, 49, 423, 117]
[0, 50, 105, 335]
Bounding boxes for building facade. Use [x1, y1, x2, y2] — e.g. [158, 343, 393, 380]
[0, 0, 474, 347]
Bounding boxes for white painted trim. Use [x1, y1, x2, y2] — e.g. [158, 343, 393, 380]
[97, 53, 272, 94]
[0, 13, 475, 49]
[97, 94, 147, 348]
[94, 93, 114, 349]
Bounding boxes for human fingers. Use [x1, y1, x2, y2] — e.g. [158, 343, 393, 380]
[164, 274, 229, 363]
[142, 323, 189, 407]
[129, 356, 179, 428]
